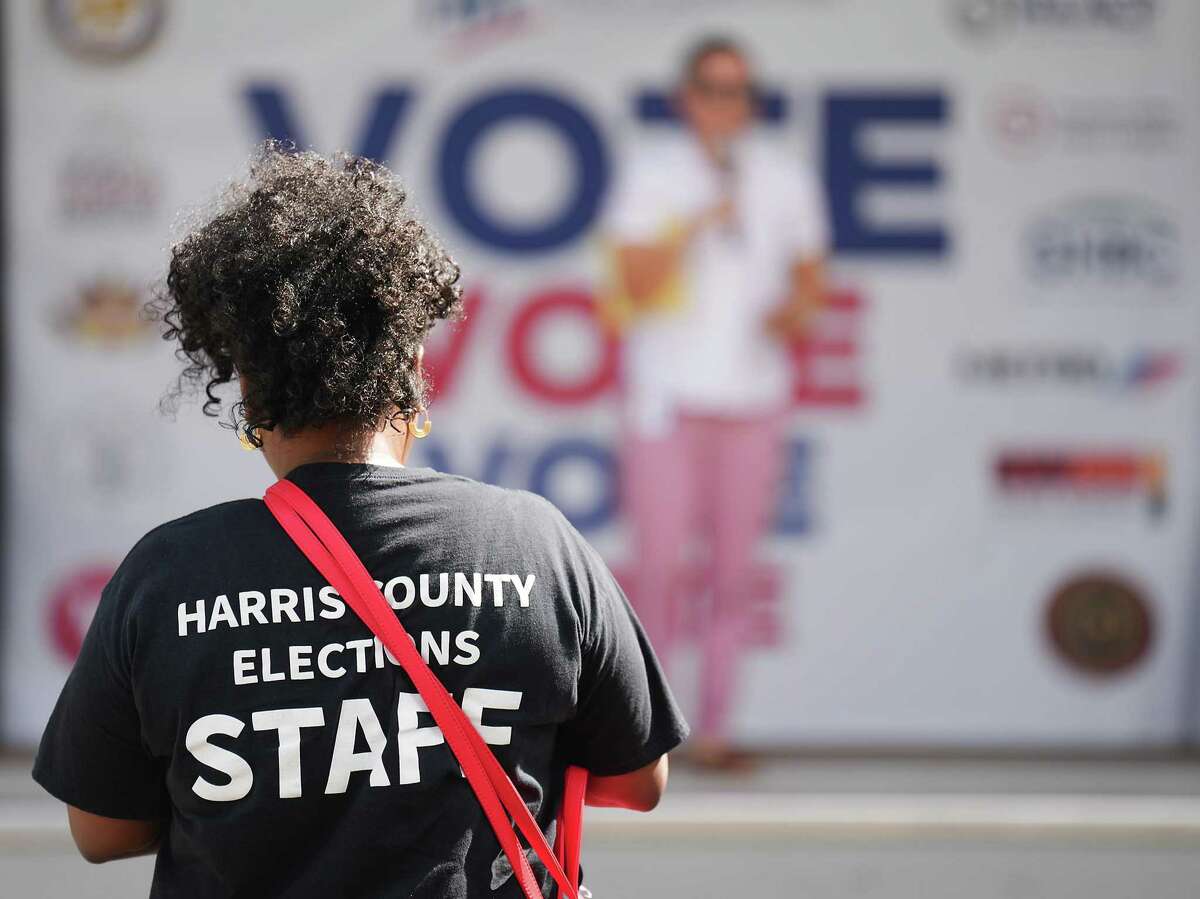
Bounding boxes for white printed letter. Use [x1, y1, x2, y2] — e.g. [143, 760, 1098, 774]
[511, 574, 535, 608]
[462, 688, 522, 746]
[178, 600, 206, 637]
[325, 698, 390, 794]
[252, 706, 325, 799]
[396, 692, 445, 785]
[186, 714, 252, 802]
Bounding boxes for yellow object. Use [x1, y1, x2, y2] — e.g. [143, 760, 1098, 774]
[595, 219, 689, 335]
[238, 426, 260, 451]
[407, 409, 432, 439]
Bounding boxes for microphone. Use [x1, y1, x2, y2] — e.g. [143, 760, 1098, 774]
[711, 139, 740, 240]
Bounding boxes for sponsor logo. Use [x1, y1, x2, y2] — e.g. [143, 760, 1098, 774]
[951, 0, 1158, 40]
[46, 563, 116, 662]
[50, 276, 156, 346]
[1044, 571, 1154, 676]
[45, 0, 165, 62]
[51, 395, 175, 501]
[417, 0, 532, 50]
[957, 347, 1181, 393]
[991, 89, 1178, 155]
[994, 449, 1167, 519]
[1024, 197, 1179, 295]
[58, 115, 162, 224]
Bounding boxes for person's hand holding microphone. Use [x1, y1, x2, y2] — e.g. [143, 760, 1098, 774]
[763, 256, 828, 343]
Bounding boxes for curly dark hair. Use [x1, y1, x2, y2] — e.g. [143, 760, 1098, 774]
[147, 140, 463, 448]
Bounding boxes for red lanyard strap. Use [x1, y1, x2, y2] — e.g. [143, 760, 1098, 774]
[263, 478, 581, 899]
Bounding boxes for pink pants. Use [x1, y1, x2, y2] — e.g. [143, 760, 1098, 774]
[620, 409, 786, 741]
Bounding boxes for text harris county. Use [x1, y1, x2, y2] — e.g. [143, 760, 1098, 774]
[178, 571, 537, 637]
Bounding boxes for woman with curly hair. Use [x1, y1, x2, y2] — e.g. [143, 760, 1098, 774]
[31, 142, 688, 898]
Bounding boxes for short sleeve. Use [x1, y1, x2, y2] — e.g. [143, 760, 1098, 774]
[555, 517, 690, 775]
[780, 160, 830, 260]
[31, 568, 168, 820]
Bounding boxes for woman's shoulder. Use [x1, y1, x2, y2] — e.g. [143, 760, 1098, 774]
[129, 498, 265, 556]
[124, 496, 270, 569]
[90, 498, 264, 627]
[416, 469, 572, 533]
[408, 469, 597, 561]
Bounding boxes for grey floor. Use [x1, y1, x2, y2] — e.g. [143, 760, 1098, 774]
[4, 753, 1199, 898]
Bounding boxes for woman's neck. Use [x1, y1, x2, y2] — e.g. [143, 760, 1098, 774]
[258, 421, 410, 480]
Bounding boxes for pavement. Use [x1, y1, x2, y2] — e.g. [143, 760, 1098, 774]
[3, 751, 1199, 898]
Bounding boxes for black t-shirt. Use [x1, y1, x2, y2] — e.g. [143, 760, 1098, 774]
[32, 461, 689, 898]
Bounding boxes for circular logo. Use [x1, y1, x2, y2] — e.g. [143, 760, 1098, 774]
[46, 0, 165, 63]
[992, 91, 1050, 151]
[1045, 572, 1153, 676]
[46, 564, 116, 661]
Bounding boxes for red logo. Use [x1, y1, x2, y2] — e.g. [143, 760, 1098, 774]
[46, 564, 116, 662]
[994, 449, 1167, 518]
[992, 90, 1050, 151]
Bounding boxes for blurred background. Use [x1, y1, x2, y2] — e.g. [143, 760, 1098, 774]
[2, 0, 1200, 896]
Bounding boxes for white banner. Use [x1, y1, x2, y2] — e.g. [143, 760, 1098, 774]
[5, 0, 1200, 747]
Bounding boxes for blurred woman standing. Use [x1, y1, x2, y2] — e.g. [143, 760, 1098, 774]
[604, 37, 830, 770]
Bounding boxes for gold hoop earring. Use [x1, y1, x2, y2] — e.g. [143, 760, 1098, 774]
[406, 409, 432, 439]
[238, 426, 261, 451]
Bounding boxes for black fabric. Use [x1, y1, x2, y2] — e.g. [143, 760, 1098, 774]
[32, 462, 689, 898]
